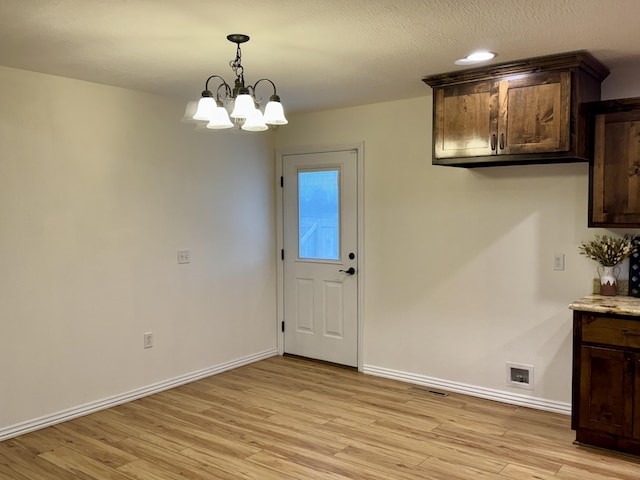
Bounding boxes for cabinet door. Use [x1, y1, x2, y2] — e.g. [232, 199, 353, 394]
[579, 346, 633, 437]
[635, 354, 640, 439]
[498, 71, 571, 155]
[433, 80, 498, 159]
[590, 109, 640, 226]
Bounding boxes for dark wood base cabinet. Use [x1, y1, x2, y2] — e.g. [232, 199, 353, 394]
[572, 309, 640, 455]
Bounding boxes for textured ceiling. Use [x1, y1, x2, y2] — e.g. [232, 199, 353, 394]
[0, 0, 639, 114]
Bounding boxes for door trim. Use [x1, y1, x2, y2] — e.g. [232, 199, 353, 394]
[276, 143, 364, 372]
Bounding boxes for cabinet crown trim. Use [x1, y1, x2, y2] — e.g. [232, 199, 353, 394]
[588, 96, 640, 114]
[422, 50, 609, 88]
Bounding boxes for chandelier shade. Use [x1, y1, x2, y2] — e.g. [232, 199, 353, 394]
[190, 34, 288, 131]
[242, 107, 268, 131]
[263, 95, 288, 125]
[193, 95, 217, 121]
[206, 101, 234, 129]
[230, 94, 255, 119]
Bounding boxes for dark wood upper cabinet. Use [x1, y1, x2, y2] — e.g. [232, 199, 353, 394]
[589, 98, 640, 227]
[432, 79, 497, 159]
[498, 72, 571, 155]
[423, 51, 609, 167]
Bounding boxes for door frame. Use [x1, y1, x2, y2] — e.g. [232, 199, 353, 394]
[275, 143, 364, 371]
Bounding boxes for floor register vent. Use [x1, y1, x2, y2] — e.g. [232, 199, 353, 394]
[506, 362, 534, 391]
[411, 386, 449, 397]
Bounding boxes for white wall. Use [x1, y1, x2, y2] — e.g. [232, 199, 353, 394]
[0, 66, 277, 433]
[2, 62, 637, 434]
[602, 64, 640, 100]
[275, 68, 640, 406]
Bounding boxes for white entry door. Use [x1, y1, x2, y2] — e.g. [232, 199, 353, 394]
[282, 149, 359, 367]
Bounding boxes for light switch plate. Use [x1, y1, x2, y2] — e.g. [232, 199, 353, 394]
[144, 332, 153, 349]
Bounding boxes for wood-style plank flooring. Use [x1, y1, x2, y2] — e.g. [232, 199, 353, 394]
[1, 355, 640, 479]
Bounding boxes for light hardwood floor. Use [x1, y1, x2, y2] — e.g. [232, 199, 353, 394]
[1, 355, 639, 479]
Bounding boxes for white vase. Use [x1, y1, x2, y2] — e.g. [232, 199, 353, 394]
[597, 264, 620, 296]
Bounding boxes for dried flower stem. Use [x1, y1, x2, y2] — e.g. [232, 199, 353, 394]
[578, 234, 635, 267]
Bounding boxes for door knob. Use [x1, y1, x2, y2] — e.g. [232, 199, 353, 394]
[339, 267, 356, 275]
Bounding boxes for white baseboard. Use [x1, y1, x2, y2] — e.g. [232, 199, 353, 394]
[0, 349, 278, 442]
[363, 364, 571, 415]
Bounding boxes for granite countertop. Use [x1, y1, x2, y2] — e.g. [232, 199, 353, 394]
[569, 294, 640, 316]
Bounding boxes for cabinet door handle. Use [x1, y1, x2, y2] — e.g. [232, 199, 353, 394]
[490, 134, 497, 151]
[499, 133, 505, 150]
[622, 329, 640, 337]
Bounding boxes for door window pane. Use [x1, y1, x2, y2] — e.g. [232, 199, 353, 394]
[299, 170, 339, 260]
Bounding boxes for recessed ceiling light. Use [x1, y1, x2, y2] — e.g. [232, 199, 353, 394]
[454, 51, 497, 65]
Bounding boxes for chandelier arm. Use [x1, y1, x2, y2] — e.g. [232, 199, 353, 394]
[252, 78, 278, 97]
[246, 85, 256, 101]
[215, 82, 232, 101]
[204, 75, 230, 92]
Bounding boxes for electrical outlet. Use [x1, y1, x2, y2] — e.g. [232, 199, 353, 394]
[144, 332, 153, 349]
[177, 249, 190, 264]
[553, 253, 565, 271]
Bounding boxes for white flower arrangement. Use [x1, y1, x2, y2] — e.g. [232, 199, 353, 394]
[578, 234, 635, 267]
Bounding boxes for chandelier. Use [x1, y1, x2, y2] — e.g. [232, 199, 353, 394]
[191, 34, 288, 131]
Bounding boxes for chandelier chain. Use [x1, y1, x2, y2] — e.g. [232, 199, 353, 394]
[229, 43, 244, 83]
